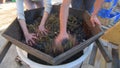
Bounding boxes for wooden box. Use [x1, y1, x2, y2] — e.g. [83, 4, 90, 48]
[2, 6, 103, 65]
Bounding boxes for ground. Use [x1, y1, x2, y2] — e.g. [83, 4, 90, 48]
[0, 2, 29, 68]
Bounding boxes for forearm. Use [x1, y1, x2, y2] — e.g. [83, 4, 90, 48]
[39, 0, 51, 26]
[40, 11, 49, 26]
[16, 0, 29, 35]
[92, 0, 104, 16]
[18, 19, 29, 36]
[60, 0, 71, 34]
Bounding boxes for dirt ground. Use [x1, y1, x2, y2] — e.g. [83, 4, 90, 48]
[0, 2, 16, 54]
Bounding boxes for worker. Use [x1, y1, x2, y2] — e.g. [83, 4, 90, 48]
[16, 0, 52, 46]
[55, 0, 104, 45]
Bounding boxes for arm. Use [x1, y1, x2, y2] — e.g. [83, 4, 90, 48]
[59, 0, 71, 34]
[92, 0, 104, 16]
[55, 0, 72, 45]
[91, 0, 104, 27]
[16, 0, 29, 37]
[16, 0, 37, 45]
[38, 0, 52, 34]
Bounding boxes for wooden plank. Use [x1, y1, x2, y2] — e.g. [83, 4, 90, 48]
[53, 32, 104, 65]
[2, 18, 22, 41]
[95, 39, 112, 62]
[99, 43, 113, 68]
[93, 49, 102, 68]
[0, 45, 21, 68]
[102, 21, 120, 45]
[0, 37, 8, 55]
[89, 44, 98, 66]
[2, 34, 54, 64]
[112, 49, 119, 68]
[100, 50, 107, 68]
[83, 11, 102, 35]
[0, 41, 12, 63]
[119, 45, 120, 60]
[106, 45, 112, 68]
[107, 62, 112, 68]
[100, 39, 118, 49]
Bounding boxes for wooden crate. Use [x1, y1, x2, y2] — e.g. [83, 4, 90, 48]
[2, 6, 103, 65]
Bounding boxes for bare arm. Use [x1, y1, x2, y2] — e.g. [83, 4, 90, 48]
[16, 0, 29, 36]
[59, 0, 71, 34]
[91, 0, 104, 27]
[55, 0, 72, 45]
[18, 20, 29, 36]
[92, 0, 104, 16]
[16, 0, 37, 45]
[40, 0, 52, 27]
[39, 12, 49, 27]
[38, 0, 52, 34]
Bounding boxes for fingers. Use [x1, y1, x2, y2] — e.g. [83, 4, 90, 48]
[26, 40, 29, 45]
[38, 25, 48, 35]
[95, 18, 101, 25]
[26, 40, 32, 46]
[90, 19, 95, 27]
[31, 33, 38, 39]
[30, 39, 36, 44]
[90, 18, 101, 27]
[26, 34, 37, 46]
[39, 29, 48, 36]
[44, 29, 48, 34]
[40, 31, 44, 35]
[27, 39, 36, 46]
[29, 41, 33, 46]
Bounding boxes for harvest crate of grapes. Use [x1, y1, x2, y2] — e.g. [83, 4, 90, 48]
[2, 6, 104, 65]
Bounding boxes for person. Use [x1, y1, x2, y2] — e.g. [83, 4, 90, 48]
[55, 0, 104, 45]
[16, 0, 52, 46]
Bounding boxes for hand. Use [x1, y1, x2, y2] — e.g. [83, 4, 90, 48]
[38, 25, 48, 35]
[90, 15, 101, 27]
[24, 33, 37, 46]
[55, 32, 69, 45]
[53, 32, 69, 52]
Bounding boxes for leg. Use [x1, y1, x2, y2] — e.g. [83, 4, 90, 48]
[84, 0, 95, 13]
[71, 0, 84, 10]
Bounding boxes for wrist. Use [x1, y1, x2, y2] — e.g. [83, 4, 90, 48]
[91, 12, 97, 17]
[91, 14, 97, 18]
[24, 31, 29, 36]
[39, 23, 44, 27]
[59, 31, 67, 35]
[60, 27, 67, 34]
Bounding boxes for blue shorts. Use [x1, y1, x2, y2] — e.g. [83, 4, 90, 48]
[71, 0, 95, 13]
